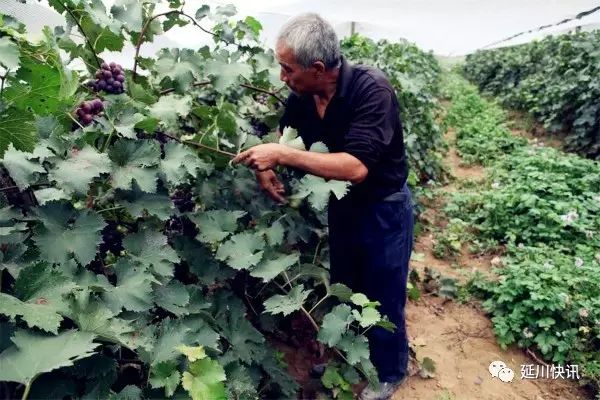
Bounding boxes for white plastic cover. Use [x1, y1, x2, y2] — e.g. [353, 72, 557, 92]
[2, 0, 600, 57]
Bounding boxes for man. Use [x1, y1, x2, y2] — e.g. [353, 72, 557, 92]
[233, 13, 414, 400]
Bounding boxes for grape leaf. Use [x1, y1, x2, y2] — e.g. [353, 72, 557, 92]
[109, 139, 160, 193]
[0, 36, 19, 70]
[103, 259, 156, 313]
[0, 293, 62, 334]
[13, 263, 76, 314]
[328, 283, 353, 302]
[33, 203, 106, 266]
[110, 0, 143, 31]
[116, 185, 175, 221]
[149, 361, 181, 397]
[181, 357, 227, 400]
[204, 59, 252, 92]
[34, 188, 69, 205]
[191, 209, 246, 243]
[279, 126, 305, 150]
[260, 221, 284, 246]
[146, 318, 192, 366]
[0, 107, 36, 157]
[353, 307, 381, 328]
[290, 175, 351, 211]
[114, 112, 146, 140]
[338, 332, 369, 365]
[250, 252, 299, 282]
[176, 345, 206, 362]
[155, 281, 190, 316]
[318, 304, 353, 347]
[225, 363, 259, 400]
[0, 330, 98, 386]
[160, 142, 213, 185]
[149, 94, 192, 128]
[263, 285, 312, 316]
[309, 141, 329, 153]
[50, 146, 111, 195]
[215, 232, 265, 270]
[123, 228, 180, 277]
[1, 144, 45, 190]
[155, 48, 203, 92]
[109, 385, 142, 399]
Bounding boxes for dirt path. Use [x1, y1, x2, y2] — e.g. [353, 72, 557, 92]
[392, 129, 591, 400]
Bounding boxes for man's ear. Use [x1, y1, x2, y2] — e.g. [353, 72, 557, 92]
[312, 61, 326, 75]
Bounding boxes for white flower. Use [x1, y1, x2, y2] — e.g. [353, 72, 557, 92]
[491, 181, 501, 190]
[558, 293, 571, 305]
[522, 328, 534, 339]
[585, 230, 594, 239]
[542, 261, 553, 269]
[579, 308, 590, 318]
[518, 243, 525, 249]
[560, 210, 579, 225]
[593, 195, 600, 203]
[575, 257, 584, 268]
[491, 256, 502, 266]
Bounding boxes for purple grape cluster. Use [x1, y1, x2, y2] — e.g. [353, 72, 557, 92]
[99, 222, 124, 257]
[164, 215, 197, 241]
[88, 62, 125, 94]
[171, 187, 195, 213]
[75, 99, 104, 126]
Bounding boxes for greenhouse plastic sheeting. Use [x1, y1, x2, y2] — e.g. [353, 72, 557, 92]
[2, 0, 600, 56]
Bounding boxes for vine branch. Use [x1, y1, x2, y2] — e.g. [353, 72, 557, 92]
[58, 0, 101, 68]
[240, 83, 286, 106]
[160, 132, 236, 158]
[159, 80, 211, 95]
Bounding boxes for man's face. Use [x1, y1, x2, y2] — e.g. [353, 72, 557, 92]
[275, 41, 320, 95]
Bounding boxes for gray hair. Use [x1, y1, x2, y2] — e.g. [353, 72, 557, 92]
[277, 13, 341, 70]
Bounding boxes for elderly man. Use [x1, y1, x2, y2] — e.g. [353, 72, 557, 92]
[233, 13, 414, 400]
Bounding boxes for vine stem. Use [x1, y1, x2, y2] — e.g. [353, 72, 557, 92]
[160, 132, 237, 158]
[97, 205, 125, 213]
[21, 382, 31, 400]
[240, 83, 286, 106]
[57, 0, 101, 68]
[132, 10, 233, 81]
[159, 80, 211, 95]
[0, 73, 6, 100]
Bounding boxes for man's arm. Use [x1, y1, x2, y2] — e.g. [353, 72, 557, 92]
[280, 148, 368, 184]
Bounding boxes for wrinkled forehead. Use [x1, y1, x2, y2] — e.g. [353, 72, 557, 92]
[275, 40, 297, 65]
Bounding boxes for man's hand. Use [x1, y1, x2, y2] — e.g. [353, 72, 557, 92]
[256, 169, 286, 203]
[233, 143, 289, 171]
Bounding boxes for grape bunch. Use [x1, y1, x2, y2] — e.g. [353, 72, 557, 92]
[75, 98, 104, 126]
[171, 187, 195, 212]
[88, 62, 125, 94]
[250, 118, 270, 137]
[164, 215, 197, 241]
[255, 94, 269, 105]
[99, 222, 124, 258]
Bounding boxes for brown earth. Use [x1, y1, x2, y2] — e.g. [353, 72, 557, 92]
[392, 128, 592, 400]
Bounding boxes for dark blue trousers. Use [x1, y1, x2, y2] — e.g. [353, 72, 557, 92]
[328, 184, 414, 383]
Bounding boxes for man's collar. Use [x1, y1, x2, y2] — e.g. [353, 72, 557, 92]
[335, 55, 353, 99]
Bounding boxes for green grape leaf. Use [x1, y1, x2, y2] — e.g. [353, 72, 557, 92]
[155, 281, 190, 316]
[279, 126, 305, 150]
[309, 141, 329, 153]
[0, 293, 62, 334]
[1, 144, 45, 190]
[155, 49, 203, 92]
[215, 232, 265, 270]
[352, 307, 381, 328]
[0, 330, 98, 386]
[14, 263, 76, 315]
[114, 112, 146, 140]
[69, 299, 139, 349]
[160, 141, 213, 185]
[0, 107, 36, 157]
[110, 385, 142, 399]
[3, 55, 63, 115]
[263, 285, 312, 316]
[350, 293, 369, 307]
[109, 139, 161, 193]
[338, 332, 370, 365]
[110, 0, 143, 31]
[33, 203, 106, 266]
[318, 304, 353, 347]
[117, 186, 174, 221]
[261, 221, 284, 246]
[182, 357, 227, 400]
[149, 361, 181, 397]
[50, 146, 111, 195]
[123, 228, 180, 277]
[290, 175, 350, 211]
[0, 37, 19, 69]
[34, 188, 69, 205]
[146, 318, 192, 366]
[103, 259, 156, 313]
[250, 252, 299, 282]
[204, 60, 252, 92]
[328, 283, 353, 302]
[149, 94, 192, 128]
[191, 209, 246, 243]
